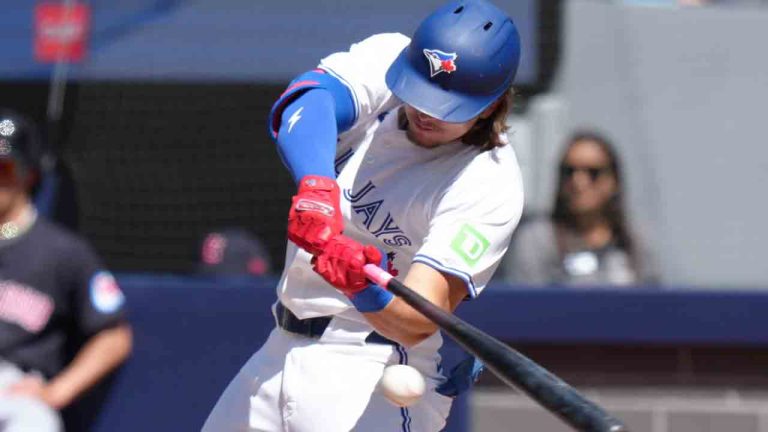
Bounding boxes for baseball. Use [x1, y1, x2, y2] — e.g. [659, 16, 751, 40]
[378, 364, 426, 407]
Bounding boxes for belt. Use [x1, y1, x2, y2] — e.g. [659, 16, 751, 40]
[275, 302, 398, 346]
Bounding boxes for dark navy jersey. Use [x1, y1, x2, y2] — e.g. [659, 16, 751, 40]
[0, 217, 127, 378]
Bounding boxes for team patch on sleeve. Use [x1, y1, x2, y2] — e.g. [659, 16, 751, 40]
[89, 271, 126, 314]
[450, 224, 490, 267]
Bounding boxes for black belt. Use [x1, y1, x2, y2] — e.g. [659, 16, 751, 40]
[275, 302, 397, 346]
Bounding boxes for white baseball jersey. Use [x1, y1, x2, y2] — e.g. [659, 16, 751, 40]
[277, 32, 524, 330]
[204, 33, 525, 432]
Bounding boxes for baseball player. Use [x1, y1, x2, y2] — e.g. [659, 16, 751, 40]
[0, 109, 132, 431]
[203, 1, 523, 430]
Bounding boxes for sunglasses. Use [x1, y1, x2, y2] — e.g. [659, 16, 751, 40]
[560, 164, 612, 182]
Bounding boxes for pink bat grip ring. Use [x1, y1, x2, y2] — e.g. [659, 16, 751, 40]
[363, 264, 393, 287]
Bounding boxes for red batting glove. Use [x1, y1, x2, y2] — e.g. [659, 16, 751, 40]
[312, 235, 382, 295]
[288, 175, 344, 255]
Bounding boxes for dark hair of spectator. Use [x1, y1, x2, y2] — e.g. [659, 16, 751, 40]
[552, 130, 638, 266]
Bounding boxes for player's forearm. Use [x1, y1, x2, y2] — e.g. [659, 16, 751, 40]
[364, 297, 446, 347]
[364, 263, 456, 346]
[45, 323, 132, 409]
[362, 262, 464, 347]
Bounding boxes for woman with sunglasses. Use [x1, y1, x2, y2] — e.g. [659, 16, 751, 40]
[500, 130, 659, 287]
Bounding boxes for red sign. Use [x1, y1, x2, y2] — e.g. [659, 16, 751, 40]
[34, 2, 91, 63]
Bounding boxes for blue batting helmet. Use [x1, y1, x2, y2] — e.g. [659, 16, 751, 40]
[385, 0, 521, 123]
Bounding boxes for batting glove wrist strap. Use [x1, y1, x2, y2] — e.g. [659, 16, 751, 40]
[296, 175, 337, 194]
[350, 283, 394, 313]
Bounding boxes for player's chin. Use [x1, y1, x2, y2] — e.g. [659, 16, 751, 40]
[406, 127, 444, 148]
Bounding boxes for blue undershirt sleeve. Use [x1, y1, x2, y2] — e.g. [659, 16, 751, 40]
[270, 69, 357, 184]
[277, 89, 338, 183]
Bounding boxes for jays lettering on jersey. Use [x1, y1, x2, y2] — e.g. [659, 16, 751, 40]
[0, 218, 126, 378]
[275, 33, 524, 326]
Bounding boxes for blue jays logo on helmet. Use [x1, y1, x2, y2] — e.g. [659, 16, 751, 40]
[423, 49, 458, 78]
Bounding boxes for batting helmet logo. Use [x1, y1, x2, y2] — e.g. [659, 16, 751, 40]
[423, 49, 458, 78]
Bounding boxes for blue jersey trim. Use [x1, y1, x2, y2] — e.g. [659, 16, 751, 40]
[334, 148, 354, 176]
[396, 345, 412, 432]
[318, 65, 360, 126]
[412, 254, 478, 298]
[275, 90, 338, 182]
[268, 69, 356, 139]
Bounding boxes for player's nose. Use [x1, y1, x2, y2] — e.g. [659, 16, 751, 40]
[415, 110, 437, 123]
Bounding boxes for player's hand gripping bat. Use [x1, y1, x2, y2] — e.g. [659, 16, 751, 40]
[363, 264, 628, 432]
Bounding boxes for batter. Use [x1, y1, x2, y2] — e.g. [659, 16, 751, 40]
[203, 1, 524, 430]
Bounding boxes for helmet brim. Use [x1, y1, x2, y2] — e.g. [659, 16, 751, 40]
[385, 47, 506, 124]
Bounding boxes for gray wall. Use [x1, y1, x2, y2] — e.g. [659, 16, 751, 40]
[519, 1, 768, 288]
[474, 388, 768, 432]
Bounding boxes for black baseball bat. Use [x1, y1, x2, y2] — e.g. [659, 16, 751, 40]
[364, 264, 628, 432]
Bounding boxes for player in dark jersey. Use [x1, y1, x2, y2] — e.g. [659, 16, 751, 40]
[0, 109, 132, 431]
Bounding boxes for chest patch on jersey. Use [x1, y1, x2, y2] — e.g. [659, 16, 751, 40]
[450, 224, 490, 267]
[89, 271, 125, 314]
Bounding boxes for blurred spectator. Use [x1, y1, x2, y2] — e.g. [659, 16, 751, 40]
[0, 109, 132, 431]
[198, 228, 272, 277]
[499, 130, 659, 287]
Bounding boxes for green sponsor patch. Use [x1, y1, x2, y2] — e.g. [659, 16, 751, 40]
[450, 224, 490, 267]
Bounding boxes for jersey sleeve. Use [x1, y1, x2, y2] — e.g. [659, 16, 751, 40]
[414, 171, 524, 299]
[318, 32, 411, 127]
[64, 240, 127, 336]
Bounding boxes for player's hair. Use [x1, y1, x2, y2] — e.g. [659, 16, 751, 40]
[551, 130, 639, 271]
[461, 87, 514, 150]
